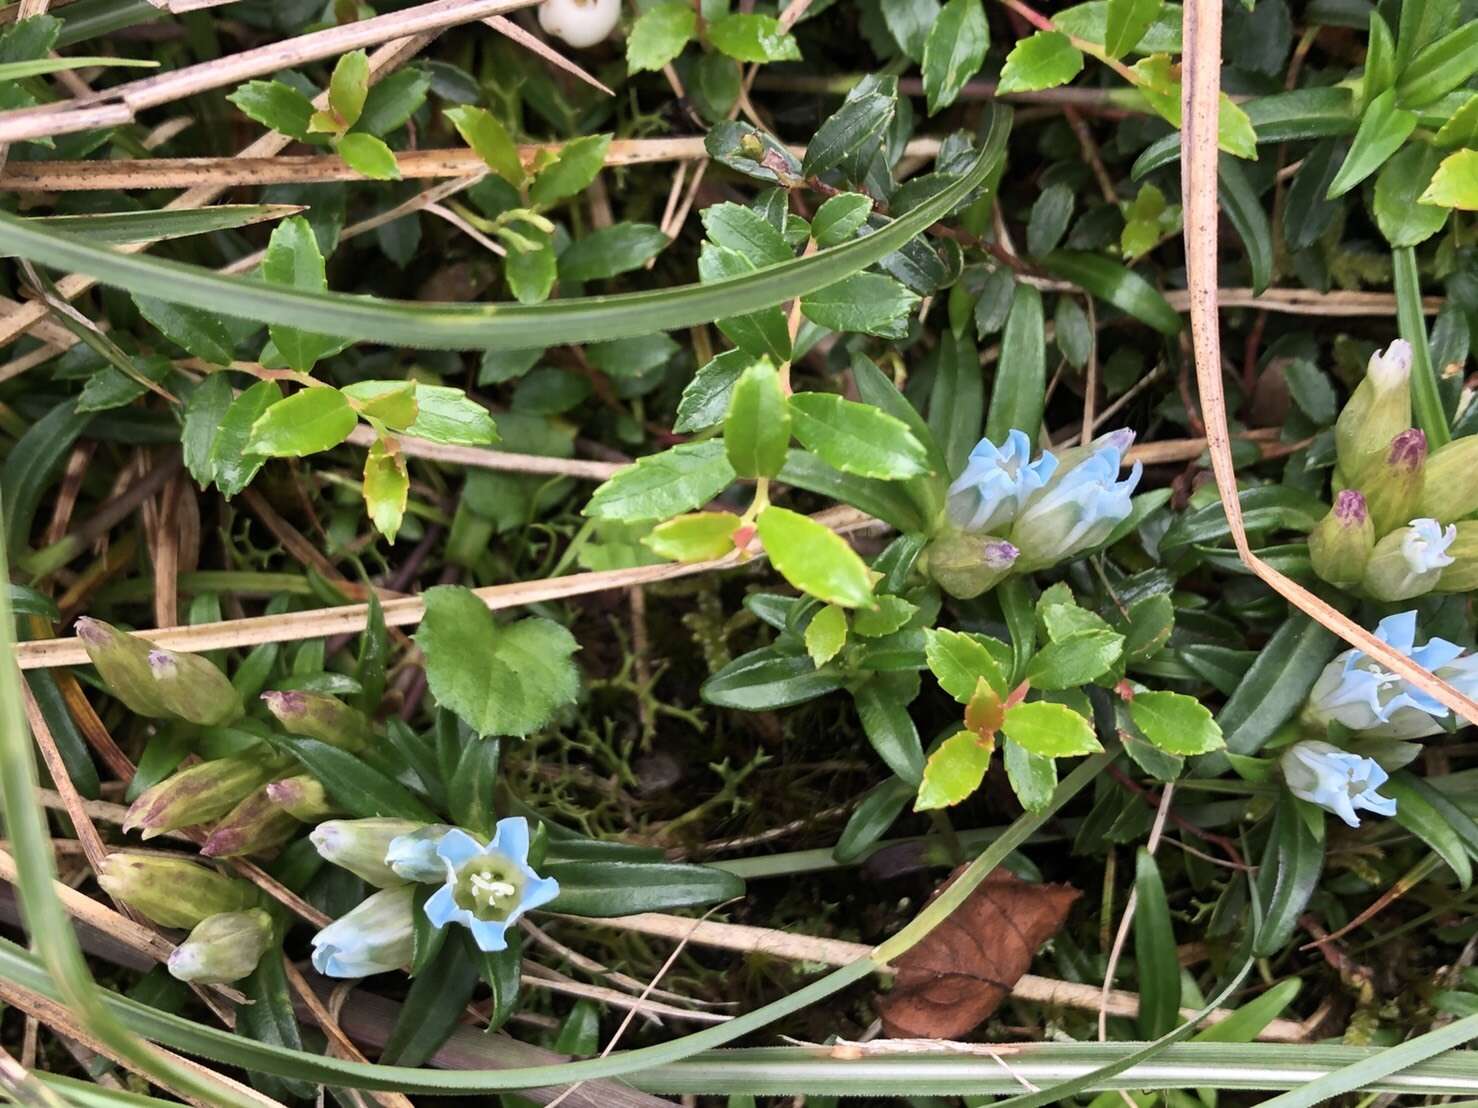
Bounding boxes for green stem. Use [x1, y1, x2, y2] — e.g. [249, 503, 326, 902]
[1393, 245, 1449, 449]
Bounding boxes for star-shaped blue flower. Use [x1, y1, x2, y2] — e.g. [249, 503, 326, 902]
[1280, 740, 1397, 828]
[423, 819, 559, 953]
[945, 430, 1058, 534]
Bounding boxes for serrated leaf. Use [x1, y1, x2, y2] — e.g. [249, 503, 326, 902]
[800, 272, 919, 338]
[787, 392, 930, 479]
[445, 105, 524, 185]
[210, 380, 280, 497]
[328, 49, 369, 130]
[363, 438, 408, 541]
[1421, 149, 1478, 210]
[586, 441, 736, 522]
[916, 731, 993, 809]
[1128, 690, 1224, 754]
[182, 372, 233, 487]
[642, 512, 741, 562]
[133, 294, 234, 365]
[802, 82, 896, 178]
[417, 586, 580, 738]
[922, 0, 989, 113]
[337, 132, 400, 181]
[997, 31, 1083, 94]
[1025, 630, 1125, 689]
[261, 216, 338, 373]
[530, 134, 611, 206]
[246, 388, 358, 457]
[756, 506, 875, 608]
[558, 223, 668, 281]
[702, 202, 792, 266]
[811, 193, 873, 248]
[341, 379, 418, 430]
[626, 1, 696, 72]
[675, 350, 754, 432]
[724, 362, 791, 478]
[1104, 0, 1162, 58]
[228, 80, 314, 141]
[1001, 700, 1102, 756]
[852, 594, 918, 638]
[805, 604, 849, 666]
[925, 627, 1007, 701]
[707, 13, 801, 62]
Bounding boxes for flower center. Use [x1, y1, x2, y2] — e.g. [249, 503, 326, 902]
[454, 857, 523, 920]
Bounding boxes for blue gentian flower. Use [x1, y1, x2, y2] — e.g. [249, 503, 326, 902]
[423, 819, 560, 953]
[946, 430, 1058, 534]
[1008, 430, 1142, 571]
[310, 886, 415, 978]
[1280, 740, 1397, 828]
[1306, 610, 1478, 738]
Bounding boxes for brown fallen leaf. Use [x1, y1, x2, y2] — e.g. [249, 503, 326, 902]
[876, 868, 1080, 1039]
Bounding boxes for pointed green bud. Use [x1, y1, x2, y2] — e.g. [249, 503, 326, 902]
[1417, 435, 1478, 524]
[1362, 517, 1456, 601]
[74, 617, 169, 718]
[309, 818, 427, 887]
[147, 648, 243, 727]
[265, 774, 338, 821]
[1361, 428, 1426, 535]
[1309, 490, 1375, 588]
[97, 852, 256, 929]
[201, 784, 300, 859]
[167, 909, 273, 984]
[261, 690, 370, 752]
[919, 530, 1020, 599]
[123, 755, 283, 839]
[1436, 521, 1478, 593]
[1335, 340, 1412, 481]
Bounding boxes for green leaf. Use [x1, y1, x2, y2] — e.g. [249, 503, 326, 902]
[1026, 183, 1075, 258]
[854, 678, 925, 784]
[341, 379, 417, 430]
[13, 205, 299, 250]
[915, 731, 992, 809]
[263, 733, 435, 821]
[1360, 12, 1396, 108]
[852, 594, 918, 637]
[0, 55, 152, 81]
[328, 49, 370, 130]
[1434, 94, 1478, 148]
[927, 329, 984, 477]
[925, 627, 1007, 702]
[701, 646, 845, 709]
[1056, 0, 1183, 52]
[354, 65, 429, 137]
[1326, 89, 1416, 199]
[1385, 772, 1472, 889]
[586, 440, 736, 522]
[1421, 149, 1478, 210]
[802, 79, 896, 178]
[238, 951, 314, 1102]
[787, 392, 930, 480]
[181, 373, 233, 487]
[406, 385, 498, 446]
[1025, 630, 1125, 689]
[701, 202, 792, 266]
[416, 586, 580, 738]
[626, 0, 696, 72]
[778, 449, 926, 531]
[530, 134, 612, 206]
[921, 0, 989, 113]
[805, 605, 849, 667]
[558, 223, 668, 281]
[881, 0, 941, 61]
[506, 235, 557, 305]
[756, 505, 875, 609]
[246, 388, 357, 457]
[1254, 794, 1325, 956]
[133, 295, 234, 365]
[1003, 736, 1056, 811]
[1001, 700, 1102, 756]
[380, 935, 478, 1066]
[984, 283, 1045, 442]
[445, 105, 524, 185]
[1133, 848, 1181, 1038]
[723, 362, 791, 479]
[811, 193, 873, 247]
[706, 13, 801, 62]
[675, 350, 754, 432]
[363, 439, 408, 541]
[1395, 22, 1478, 109]
[210, 380, 280, 498]
[336, 132, 400, 180]
[544, 859, 744, 916]
[227, 80, 315, 141]
[261, 216, 338, 373]
[1128, 690, 1224, 755]
[1218, 157, 1273, 295]
[1054, 297, 1092, 369]
[997, 31, 1084, 94]
[642, 512, 741, 562]
[1374, 143, 1448, 245]
[800, 272, 919, 338]
[834, 776, 914, 863]
[1217, 615, 1337, 757]
[698, 243, 793, 361]
[1104, 0, 1162, 58]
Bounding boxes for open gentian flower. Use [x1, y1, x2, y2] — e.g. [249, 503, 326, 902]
[1009, 430, 1142, 571]
[310, 886, 415, 978]
[1306, 611, 1478, 738]
[424, 819, 559, 953]
[945, 430, 1058, 534]
[1280, 740, 1396, 827]
[1363, 518, 1456, 601]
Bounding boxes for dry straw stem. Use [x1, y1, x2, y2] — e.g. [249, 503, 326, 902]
[1178, 0, 1478, 726]
[553, 911, 1306, 1042]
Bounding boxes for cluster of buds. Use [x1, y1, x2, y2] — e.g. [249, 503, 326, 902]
[922, 429, 1142, 597]
[1312, 341, 1478, 599]
[307, 816, 559, 977]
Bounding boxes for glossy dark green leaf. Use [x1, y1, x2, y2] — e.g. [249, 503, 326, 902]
[1215, 614, 1338, 757]
[921, 0, 989, 113]
[833, 776, 914, 864]
[1254, 794, 1325, 956]
[853, 679, 926, 784]
[984, 283, 1045, 442]
[701, 646, 846, 710]
[261, 733, 436, 821]
[1133, 847, 1180, 1038]
[1218, 158, 1273, 294]
[1040, 250, 1182, 334]
[544, 859, 745, 915]
[1385, 772, 1472, 888]
[380, 934, 479, 1066]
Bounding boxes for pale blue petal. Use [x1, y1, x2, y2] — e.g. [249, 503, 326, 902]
[423, 885, 460, 929]
[520, 875, 561, 912]
[490, 817, 531, 865]
[435, 828, 484, 869]
[467, 917, 511, 953]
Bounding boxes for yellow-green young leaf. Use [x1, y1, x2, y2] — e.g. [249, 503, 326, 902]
[1025, 629, 1125, 689]
[1421, 149, 1478, 210]
[642, 512, 741, 562]
[308, 108, 342, 136]
[261, 216, 338, 372]
[1002, 700, 1103, 756]
[444, 105, 525, 185]
[1435, 94, 1478, 149]
[804, 604, 849, 667]
[363, 439, 408, 541]
[1128, 690, 1225, 754]
[756, 506, 875, 608]
[342, 379, 418, 430]
[921, 0, 989, 113]
[724, 362, 791, 479]
[626, 1, 697, 73]
[787, 392, 931, 479]
[586, 440, 736, 522]
[530, 134, 612, 206]
[328, 49, 370, 130]
[706, 13, 802, 62]
[228, 80, 315, 141]
[997, 31, 1083, 94]
[924, 627, 1007, 702]
[852, 594, 918, 637]
[210, 380, 280, 497]
[915, 730, 993, 810]
[1104, 0, 1162, 58]
[1003, 736, 1056, 811]
[1217, 96, 1257, 160]
[1130, 54, 1257, 159]
[246, 387, 357, 457]
[336, 132, 400, 180]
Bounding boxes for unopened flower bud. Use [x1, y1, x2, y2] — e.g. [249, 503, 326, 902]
[310, 886, 416, 978]
[1361, 429, 1426, 535]
[386, 824, 461, 883]
[74, 617, 169, 718]
[1436, 521, 1478, 592]
[147, 648, 243, 727]
[1417, 435, 1478, 523]
[97, 852, 256, 929]
[945, 430, 1057, 534]
[201, 784, 300, 859]
[167, 909, 273, 984]
[1009, 431, 1141, 572]
[310, 819, 426, 888]
[537, 0, 620, 48]
[1309, 490, 1375, 589]
[1335, 340, 1412, 481]
[265, 775, 337, 821]
[1280, 740, 1396, 828]
[920, 531, 1019, 599]
[1362, 517, 1456, 601]
[261, 691, 370, 752]
[123, 755, 283, 839]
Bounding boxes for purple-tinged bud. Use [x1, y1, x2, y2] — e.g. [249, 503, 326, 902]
[921, 531, 1020, 599]
[167, 909, 273, 984]
[97, 852, 256, 929]
[1362, 517, 1456, 601]
[1336, 340, 1413, 481]
[201, 785, 300, 859]
[261, 690, 370, 752]
[265, 775, 338, 821]
[122, 756, 284, 839]
[1309, 489, 1375, 589]
[146, 648, 242, 727]
[1418, 435, 1478, 523]
[74, 617, 169, 718]
[1362, 429, 1427, 535]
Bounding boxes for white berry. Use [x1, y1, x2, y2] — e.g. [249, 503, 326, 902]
[538, 0, 621, 48]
